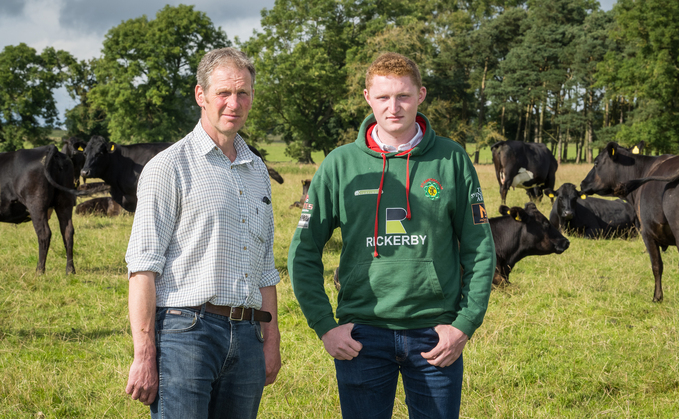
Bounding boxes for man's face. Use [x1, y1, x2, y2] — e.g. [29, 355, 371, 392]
[195, 65, 253, 140]
[364, 74, 426, 142]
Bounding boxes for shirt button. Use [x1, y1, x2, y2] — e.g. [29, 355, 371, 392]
[242, 219, 246, 223]
[245, 273, 249, 278]
[243, 246, 247, 250]
[239, 190, 243, 195]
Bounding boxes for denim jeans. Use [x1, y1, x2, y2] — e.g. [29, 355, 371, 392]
[334, 324, 463, 419]
[150, 305, 266, 419]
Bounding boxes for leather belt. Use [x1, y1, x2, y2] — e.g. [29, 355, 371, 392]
[187, 302, 272, 322]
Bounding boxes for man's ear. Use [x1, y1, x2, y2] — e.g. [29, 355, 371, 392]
[418, 86, 427, 105]
[363, 88, 371, 105]
[195, 84, 205, 108]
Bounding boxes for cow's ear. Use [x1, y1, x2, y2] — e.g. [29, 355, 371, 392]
[499, 205, 510, 216]
[509, 207, 526, 223]
[544, 188, 555, 199]
[606, 143, 618, 161]
[109, 143, 116, 153]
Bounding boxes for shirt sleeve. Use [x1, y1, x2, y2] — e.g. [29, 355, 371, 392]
[125, 155, 180, 277]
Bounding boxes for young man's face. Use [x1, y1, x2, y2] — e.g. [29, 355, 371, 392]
[364, 74, 426, 143]
[195, 65, 253, 141]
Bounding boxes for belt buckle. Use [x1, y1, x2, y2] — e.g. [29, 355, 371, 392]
[230, 306, 245, 321]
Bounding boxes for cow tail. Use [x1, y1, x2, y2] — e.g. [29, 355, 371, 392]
[44, 146, 107, 197]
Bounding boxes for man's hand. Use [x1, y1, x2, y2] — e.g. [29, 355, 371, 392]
[420, 325, 468, 367]
[262, 329, 281, 386]
[321, 323, 363, 360]
[126, 350, 158, 405]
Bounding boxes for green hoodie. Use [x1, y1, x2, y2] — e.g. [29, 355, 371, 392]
[288, 113, 495, 340]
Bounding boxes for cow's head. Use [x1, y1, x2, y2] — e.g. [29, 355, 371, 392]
[61, 137, 88, 176]
[81, 135, 116, 179]
[500, 203, 570, 255]
[580, 142, 637, 196]
[547, 183, 587, 221]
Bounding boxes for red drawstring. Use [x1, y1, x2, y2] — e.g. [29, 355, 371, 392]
[405, 152, 411, 220]
[373, 154, 387, 258]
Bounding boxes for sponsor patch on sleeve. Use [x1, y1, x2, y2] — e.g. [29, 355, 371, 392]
[297, 194, 312, 229]
[472, 203, 488, 225]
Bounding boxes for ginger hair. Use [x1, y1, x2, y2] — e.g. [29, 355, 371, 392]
[365, 52, 422, 90]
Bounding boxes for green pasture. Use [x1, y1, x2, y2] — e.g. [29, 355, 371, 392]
[1, 157, 678, 418]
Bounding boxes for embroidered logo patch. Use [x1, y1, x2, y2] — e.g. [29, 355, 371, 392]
[421, 178, 442, 200]
[471, 187, 484, 202]
[472, 203, 488, 225]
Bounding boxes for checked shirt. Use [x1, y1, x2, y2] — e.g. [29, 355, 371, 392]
[125, 122, 280, 309]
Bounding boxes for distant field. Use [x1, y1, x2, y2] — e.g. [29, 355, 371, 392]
[0, 159, 677, 417]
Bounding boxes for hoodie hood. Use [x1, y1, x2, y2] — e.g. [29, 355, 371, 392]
[355, 113, 437, 158]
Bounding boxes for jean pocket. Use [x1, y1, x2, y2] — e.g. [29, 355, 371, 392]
[254, 321, 264, 343]
[156, 308, 198, 334]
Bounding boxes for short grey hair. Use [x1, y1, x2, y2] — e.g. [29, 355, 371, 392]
[196, 47, 256, 93]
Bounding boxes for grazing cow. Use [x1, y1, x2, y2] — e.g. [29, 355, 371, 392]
[580, 142, 679, 302]
[546, 183, 637, 239]
[491, 140, 558, 205]
[75, 197, 123, 217]
[0, 145, 77, 274]
[290, 179, 312, 209]
[61, 137, 87, 186]
[81, 136, 282, 212]
[490, 203, 570, 285]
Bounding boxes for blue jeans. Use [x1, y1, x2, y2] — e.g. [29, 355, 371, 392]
[334, 324, 463, 419]
[150, 306, 266, 419]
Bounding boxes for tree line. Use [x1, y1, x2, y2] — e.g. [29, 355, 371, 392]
[1, 0, 677, 163]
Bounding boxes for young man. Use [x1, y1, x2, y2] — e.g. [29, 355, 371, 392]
[125, 47, 280, 418]
[288, 52, 495, 418]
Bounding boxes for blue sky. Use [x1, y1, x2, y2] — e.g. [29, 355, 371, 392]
[0, 0, 617, 129]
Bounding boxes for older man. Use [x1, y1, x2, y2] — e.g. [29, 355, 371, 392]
[125, 47, 280, 419]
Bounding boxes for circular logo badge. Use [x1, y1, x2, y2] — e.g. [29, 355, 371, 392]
[423, 181, 441, 200]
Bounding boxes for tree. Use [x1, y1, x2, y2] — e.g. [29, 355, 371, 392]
[0, 43, 73, 151]
[596, 0, 679, 153]
[88, 4, 229, 144]
[63, 58, 109, 139]
[244, 0, 405, 163]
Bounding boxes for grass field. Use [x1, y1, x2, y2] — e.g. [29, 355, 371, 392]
[1, 154, 678, 418]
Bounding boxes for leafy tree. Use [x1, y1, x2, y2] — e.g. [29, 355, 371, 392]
[0, 43, 73, 151]
[244, 0, 412, 163]
[88, 4, 229, 144]
[63, 58, 109, 139]
[596, 0, 679, 153]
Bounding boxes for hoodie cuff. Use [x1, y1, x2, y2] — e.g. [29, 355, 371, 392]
[313, 316, 340, 340]
[452, 315, 478, 339]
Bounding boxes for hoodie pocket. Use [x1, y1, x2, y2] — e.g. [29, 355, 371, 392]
[337, 259, 445, 321]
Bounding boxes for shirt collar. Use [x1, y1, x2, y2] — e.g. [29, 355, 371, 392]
[371, 122, 423, 153]
[192, 121, 255, 165]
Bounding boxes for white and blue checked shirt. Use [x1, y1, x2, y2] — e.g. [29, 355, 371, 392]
[125, 122, 280, 309]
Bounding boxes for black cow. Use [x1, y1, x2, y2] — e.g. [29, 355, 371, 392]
[76, 197, 123, 217]
[546, 183, 637, 239]
[490, 203, 570, 285]
[81, 136, 283, 213]
[491, 140, 558, 205]
[580, 142, 679, 302]
[61, 137, 87, 187]
[80, 136, 171, 212]
[0, 145, 77, 274]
